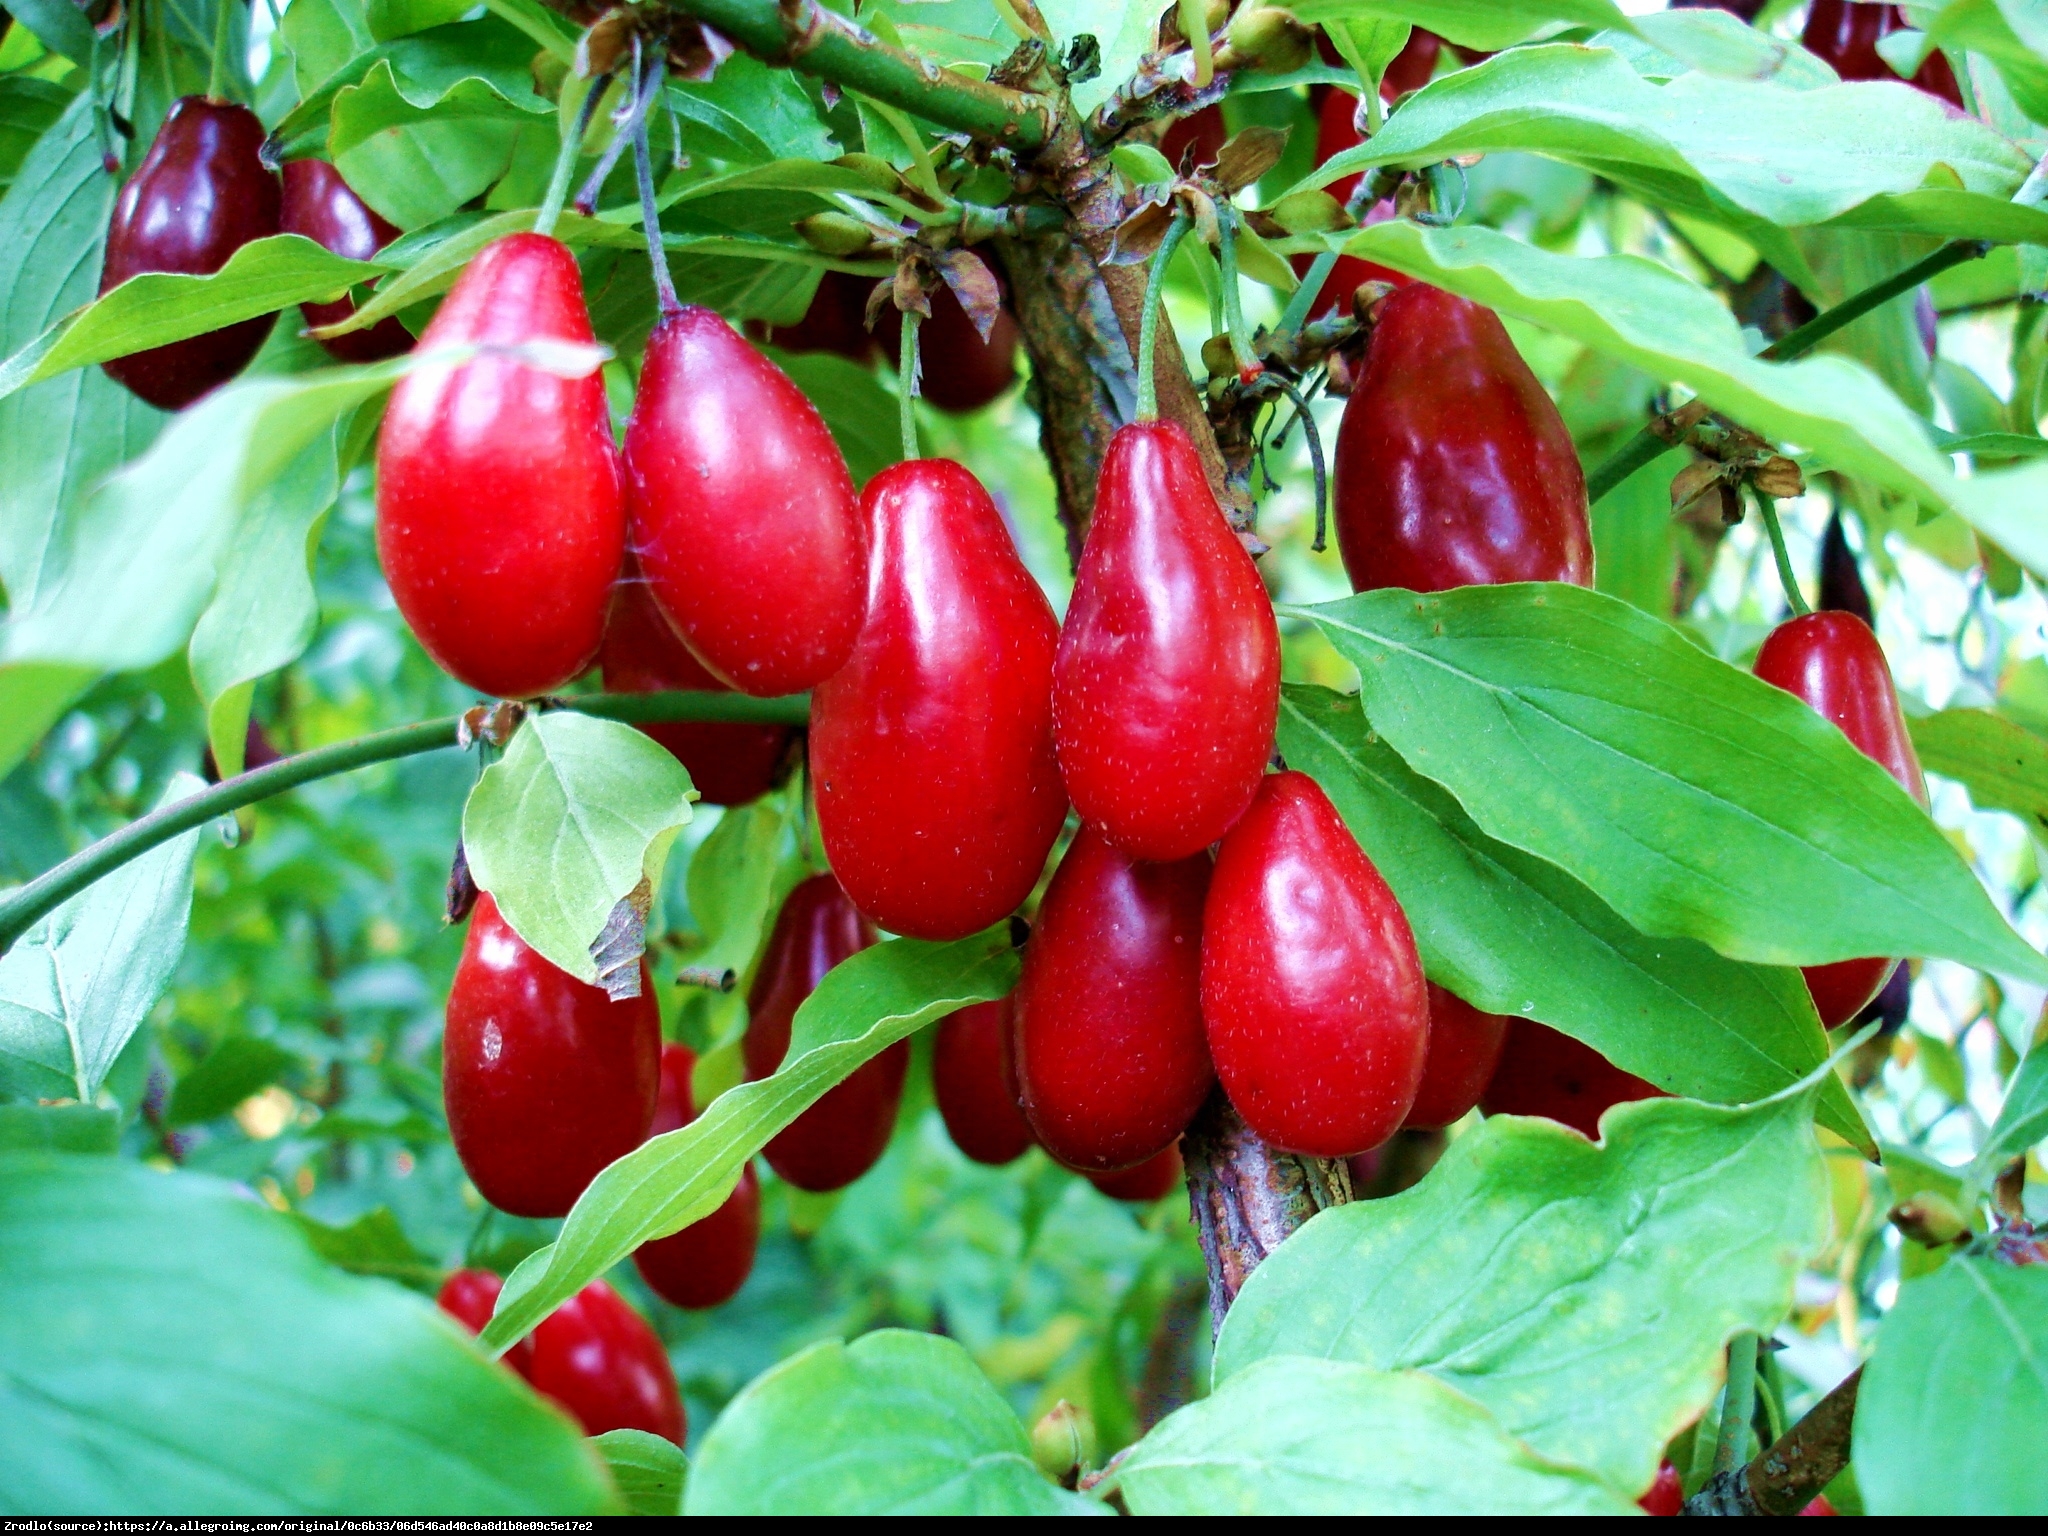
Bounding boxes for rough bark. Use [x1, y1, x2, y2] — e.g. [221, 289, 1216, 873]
[1684, 1366, 1860, 1517]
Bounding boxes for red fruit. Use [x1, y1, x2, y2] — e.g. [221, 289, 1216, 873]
[933, 997, 1035, 1166]
[1334, 284, 1593, 594]
[1053, 421, 1279, 862]
[1380, 27, 1442, 98]
[742, 874, 907, 1192]
[1014, 825, 1214, 1171]
[99, 98, 280, 409]
[526, 1279, 685, 1444]
[1803, 2, 1964, 108]
[376, 233, 623, 699]
[1754, 611, 1927, 1025]
[761, 269, 877, 361]
[811, 458, 1066, 939]
[875, 282, 1020, 414]
[1086, 1143, 1184, 1203]
[1290, 89, 1413, 321]
[435, 1267, 535, 1375]
[1480, 1020, 1663, 1139]
[1638, 1460, 1684, 1516]
[443, 894, 660, 1218]
[1202, 772, 1429, 1158]
[1801, 1495, 1839, 1517]
[1159, 105, 1226, 170]
[279, 159, 412, 363]
[600, 566, 794, 806]
[625, 307, 865, 697]
[633, 1044, 761, 1311]
[1407, 983, 1510, 1130]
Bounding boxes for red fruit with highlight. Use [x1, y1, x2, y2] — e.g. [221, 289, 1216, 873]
[1406, 983, 1510, 1130]
[435, 1267, 535, 1375]
[1053, 421, 1279, 862]
[280, 159, 412, 363]
[1014, 825, 1214, 1171]
[1480, 1020, 1663, 1139]
[875, 282, 1019, 414]
[443, 894, 660, 1218]
[633, 1044, 761, 1311]
[742, 874, 906, 1192]
[1086, 1143, 1184, 1203]
[99, 98, 280, 409]
[1334, 284, 1592, 594]
[1201, 772, 1429, 1158]
[376, 233, 623, 698]
[1753, 611, 1927, 1025]
[625, 307, 865, 697]
[933, 997, 1035, 1167]
[1803, 1, 1963, 107]
[811, 458, 1066, 939]
[1638, 1460, 1684, 1516]
[600, 566, 795, 806]
[526, 1280, 685, 1444]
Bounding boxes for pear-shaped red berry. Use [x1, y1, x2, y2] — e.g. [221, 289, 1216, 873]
[280, 158, 412, 363]
[1406, 983, 1510, 1130]
[933, 998, 1035, 1167]
[633, 1043, 761, 1310]
[1480, 1020, 1663, 1139]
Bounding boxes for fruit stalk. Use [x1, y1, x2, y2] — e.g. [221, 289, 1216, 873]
[536, 70, 614, 238]
[897, 306, 921, 460]
[1135, 210, 1192, 421]
[1754, 491, 1812, 617]
[205, 0, 235, 102]
[631, 57, 680, 316]
[0, 690, 809, 953]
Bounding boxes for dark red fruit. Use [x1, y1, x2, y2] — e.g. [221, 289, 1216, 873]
[811, 458, 1066, 939]
[377, 233, 623, 699]
[1753, 611, 1928, 1025]
[1803, 2, 1964, 108]
[99, 98, 280, 409]
[279, 158, 412, 363]
[1816, 511, 1874, 627]
[1801, 1495, 1839, 1517]
[1086, 1143, 1183, 1203]
[1334, 284, 1593, 594]
[1407, 983, 1510, 1131]
[1674, 0, 1768, 16]
[1014, 825, 1214, 1171]
[625, 307, 865, 697]
[1159, 105, 1226, 170]
[761, 269, 878, 361]
[933, 997, 1035, 1167]
[875, 282, 1020, 414]
[435, 1267, 535, 1374]
[742, 874, 907, 1192]
[526, 1279, 685, 1444]
[600, 565, 795, 806]
[1480, 1020, 1663, 1139]
[1053, 421, 1279, 862]
[633, 1044, 761, 1311]
[1291, 88, 1414, 321]
[1638, 1460, 1684, 1516]
[443, 894, 660, 1218]
[1202, 772, 1429, 1158]
[1312, 26, 1439, 100]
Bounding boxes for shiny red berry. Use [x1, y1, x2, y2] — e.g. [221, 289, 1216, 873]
[875, 283, 1020, 414]
[1480, 1020, 1663, 1139]
[1405, 983, 1510, 1130]
[434, 1267, 535, 1375]
[1085, 1143, 1185, 1203]
[1638, 1460, 1684, 1516]
[279, 159, 412, 363]
[633, 1044, 761, 1311]
[932, 997, 1035, 1167]
[526, 1279, 685, 1444]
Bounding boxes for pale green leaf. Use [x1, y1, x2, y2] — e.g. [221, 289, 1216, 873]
[1288, 2, 1629, 54]
[593, 1429, 687, 1517]
[684, 797, 797, 985]
[1970, 1043, 2048, 1192]
[165, 1034, 301, 1127]
[1909, 706, 2048, 834]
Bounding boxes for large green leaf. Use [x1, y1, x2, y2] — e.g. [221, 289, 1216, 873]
[6, 0, 98, 63]
[0, 236, 381, 403]
[1909, 706, 2048, 835]
[479, 929, 1018, 1351]
[165, 1033, 302, 1127]
[683, 796, 796, 984]
[1212, 1089, 1831, 1495]
[667, 52, 840, 166]
[1285, 585, 2048, 984]
[1854, 1255, 2048, 1515]
[593, 1429, 687, 1517]
[1970, 1043, 2048, 1193]
[0, 773, 206, 1102]
[1278, 686, 1868, 1150]
[462, 711, 696, 986]
[330, 65, 537, 229]
[0, 1154, 616, 1515]
[1105, 1357, 1636, 1515]
[0, 76, 75, 193]
[686, 1330, 1100, 1515]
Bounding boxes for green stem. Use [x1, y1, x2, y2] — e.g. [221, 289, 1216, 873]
[1755, 491, 1810, 616]
[536, 72, 611, 238]
[664, 0, 1051, 150]
[1712, 1332, 1762, 1476]
[1585, 240, 1991, 506]
[1136, 210, 1193, 421]
[631, 56, 680, 315]
[1216, 205, 1261, 380]
[1179, 0, 1214, 86]
[0, 690, 809, 953]
[205, 0, 234, 101]
[1277, 250, 1337, 337]
[898, 306, 921, 460]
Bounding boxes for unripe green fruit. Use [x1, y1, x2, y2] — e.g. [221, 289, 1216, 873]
[797, 211, 877, 257]
[1224, 7, 1313, 74]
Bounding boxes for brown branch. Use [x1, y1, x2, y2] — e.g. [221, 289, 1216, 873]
[1684, 1366, 1861, 1516]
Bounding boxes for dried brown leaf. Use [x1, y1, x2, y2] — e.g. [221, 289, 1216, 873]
[1212, 124, 1288, 195]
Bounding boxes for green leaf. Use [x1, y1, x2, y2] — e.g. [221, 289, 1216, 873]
[595, 1429, 688, 1517]
[1970, 1043, 2048, 1194]
[1322, 19, 1413, 103]
[1908, 707, 2048, 835]
[292, 1206, 438, 1285]
[365, 0, 475, 40]
[165, 1034, 302, 1127]
[0, 1153, 617, 1515]
[0, 773, 207, 1103]
[0, 1102, 118, 1154]
[0, 235, 381, 404]
[1331, 221, 1978, 534]
[280, 0, 378, 98]
[1854, 1255, 2048, 1515]
[0, 662, 93, 786]
[330, 64, 537, 229]
[1105, 1357, 1636, 1515]
[1039, 0, 1158, 121]
[0, 75, 76, 193]
[1624, 8, 1838, 88]
[1285, 585, 2048, 985]
[5, 0, 99, 64]
[685, 797, 795, 984]
[687, 1330, 1097, 1515]
[1277, 686, 1869, 1151]
[1288, 2, 1630, 54]
[479, 929, 1018, 1352]
[668, 52, 840, 166]
[1213, 1090, 1832, 1495]
[1927, 0, 2048, 127]
[462, 711, 696, 986]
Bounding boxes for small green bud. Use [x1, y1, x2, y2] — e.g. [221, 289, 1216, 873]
[1030, 1400, 1096, 1486]
[796, 212, 876, 258]
[832, 153, 903, 194]
[1223, 7, 1313, 75]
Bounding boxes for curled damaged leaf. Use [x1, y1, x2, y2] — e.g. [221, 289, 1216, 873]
[932, 249, 1002, 343]
[590, 878, 654, 1001]
[1212, 125, 1288, 195]
[445, 838, 479, 925]
[1110, 196, 1176, 265]
[577, 10, 637, 79]
[457, 701, 527, 751]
